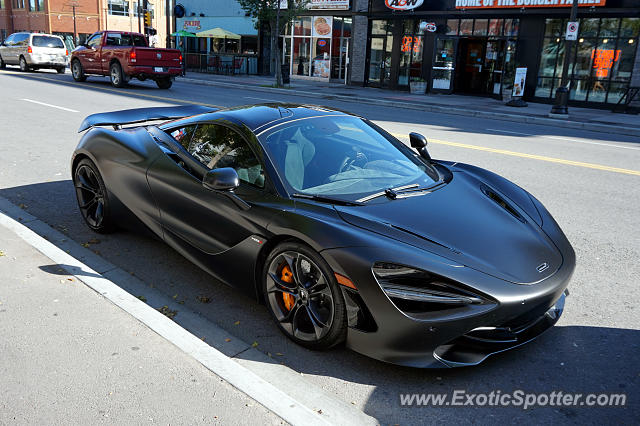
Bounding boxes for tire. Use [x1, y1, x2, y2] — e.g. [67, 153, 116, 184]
[71, 59, 86, 81]
[56, 67, 65, 74]
[73, 158, 115, 234]
[0, 56, 6, 70]
[19, 56, 29, 72]
[109, 61, 125, 88]
[263, 242, 347, 350]
[156, 77, 172, 89]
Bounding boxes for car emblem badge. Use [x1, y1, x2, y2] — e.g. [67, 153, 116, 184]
[157, 53, 162, 59]
[536, 262, 550, 273]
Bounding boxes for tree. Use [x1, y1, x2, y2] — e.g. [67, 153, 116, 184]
[238, 0, 310, 87]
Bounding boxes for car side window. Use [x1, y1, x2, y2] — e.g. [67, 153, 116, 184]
[17, 34, 29, 46]
[87, 34, 102, 49]
[169, 125, 197, 151]
[4, 34, 15, 46]
[189, 124, 265, 189]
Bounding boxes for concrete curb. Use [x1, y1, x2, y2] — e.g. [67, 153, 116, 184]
[0, 195, 378, 426]
[178, 76, 640, 138]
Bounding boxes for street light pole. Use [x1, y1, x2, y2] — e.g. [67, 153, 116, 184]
[550, 0, 579, 116]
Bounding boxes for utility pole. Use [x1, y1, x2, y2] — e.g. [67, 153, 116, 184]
[550, 0, 579, 117]
[138, 1, 143, 33]
[65, 1, 80, 45]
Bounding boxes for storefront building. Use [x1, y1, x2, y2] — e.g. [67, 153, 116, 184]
[348, 0, 639, 107]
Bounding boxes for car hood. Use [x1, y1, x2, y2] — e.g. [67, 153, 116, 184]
[334, 175, 563, 284]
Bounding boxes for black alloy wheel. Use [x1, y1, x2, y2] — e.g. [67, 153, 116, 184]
[73, 159, 114, 233]
[264, 243, 347, 349]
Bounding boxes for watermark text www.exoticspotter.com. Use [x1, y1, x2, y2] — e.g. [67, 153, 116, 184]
[400, 390, 626, 410]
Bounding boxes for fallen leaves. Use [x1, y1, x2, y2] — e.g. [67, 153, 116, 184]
[137, 295, 147, 302]
[234, 321, 240, 326]
[156, 305, 177, 319]
[0, 250, 5, 257]
[251, 341, 258, 348]
[224, 338, 231, 342]
[196, 295, 211, 303]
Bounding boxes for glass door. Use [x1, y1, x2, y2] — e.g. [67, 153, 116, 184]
[368, 20, 394, 88]
[331, 17, 351, 83]
[484, 40, 506, 96]
[431, 38, 456, 92]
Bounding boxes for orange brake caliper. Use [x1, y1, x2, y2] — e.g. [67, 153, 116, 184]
[281, 265, 295, 311]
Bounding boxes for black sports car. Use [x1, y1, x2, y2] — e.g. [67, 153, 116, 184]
[72, 104, 574, 368]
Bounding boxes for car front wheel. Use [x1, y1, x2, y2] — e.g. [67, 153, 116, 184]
[71, 59, 86, 81]
[263, 242, 347, 350]
[73, 158, 115, 233]
[56, 66, 65, 74]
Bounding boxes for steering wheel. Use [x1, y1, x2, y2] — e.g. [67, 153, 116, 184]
[337, 150, 368, 174]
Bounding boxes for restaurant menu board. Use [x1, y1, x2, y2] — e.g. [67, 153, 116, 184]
[512, 67, 527, 97]
[309, 0, 350, 9]
[312, 16, 333, 37]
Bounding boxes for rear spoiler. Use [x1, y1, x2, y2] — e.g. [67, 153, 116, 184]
[78, 105, 217, 132]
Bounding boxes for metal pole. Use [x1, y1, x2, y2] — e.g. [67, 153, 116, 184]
[138, 2, 142, 33]
[550, 0, 579, 116]
[72, 5, 77, 44]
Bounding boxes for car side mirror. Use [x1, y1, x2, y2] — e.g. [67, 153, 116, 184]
[203, 167, 239, 191]
[409, 132, 431, 161]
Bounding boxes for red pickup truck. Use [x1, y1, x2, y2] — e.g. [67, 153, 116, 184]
[71, 31, 182, 89]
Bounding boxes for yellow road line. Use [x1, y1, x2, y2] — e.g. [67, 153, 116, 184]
[393, 134, 640, 177]
[3, 70, 637, 177]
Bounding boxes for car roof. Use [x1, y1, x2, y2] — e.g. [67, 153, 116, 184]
[209, 103, 353, 133]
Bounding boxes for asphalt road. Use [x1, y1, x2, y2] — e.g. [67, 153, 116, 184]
[0, 68, 638, 425]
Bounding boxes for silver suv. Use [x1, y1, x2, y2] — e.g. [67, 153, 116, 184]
[0, 32, 68, 73]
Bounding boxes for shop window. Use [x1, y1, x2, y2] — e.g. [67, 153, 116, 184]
[599, 18, 620, 38]
[488, 20, 503, 37]
[610, 41, 635, 81]
[570, 79, 588, 101]
[544, 19, 564, 38]
[241, 36, 257, 55]
[580, 18, 599, 37]
[459, 19, 473, 36]
[504, 19, 519, 37]
[587, 79, 608, 102]
[607, 82, 629, 104]
[372, 20, 390, 35]
[572, 38, 596, 78]
[620, 18, 639, 38]
[473, 20, 488, 36]
[293, 17, 312, 36]
[446, 19, 459, 36]
[539, 38, 561, 77]
[293, 37, 310, 76]
[535, 77, 555, 98]
[403, 20, 416, 34]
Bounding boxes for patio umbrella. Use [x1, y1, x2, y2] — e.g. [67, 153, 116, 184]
[195, 28, 240, 40]
[170, 30, 196, 37]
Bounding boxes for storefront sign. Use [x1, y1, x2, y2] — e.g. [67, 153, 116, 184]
[312, 16, 332, 37]
[385, 0, 424, 11]
[308, 0, 349, 9]
[419, 21, 437, 32]
[565, 21, 579, 40]
[512, 67, 527, 97]
[183, 20, 201, 31]
[454, 0, 606, 9]
[591, 49, 620, 78]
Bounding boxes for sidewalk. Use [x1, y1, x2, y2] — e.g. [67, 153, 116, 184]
[178, 72, 640, 137]
[0, 221, 284, 425]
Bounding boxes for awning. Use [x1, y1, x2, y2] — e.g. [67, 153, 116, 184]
[196, 28, 241, 39]
[170, 30, 197, 37]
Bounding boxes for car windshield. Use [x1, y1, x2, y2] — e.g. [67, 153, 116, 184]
[32, 36, 64, 48]
[260, 115, 440, 200]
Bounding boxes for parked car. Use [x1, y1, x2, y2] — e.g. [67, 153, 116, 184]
[0, 32, 68, 73]
[70, 31, 182, 89]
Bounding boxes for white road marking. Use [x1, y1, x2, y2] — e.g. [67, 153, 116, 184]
[21, 98, 79, 112]
[0, 198, 375, 426]
[486, 128, 640, 151]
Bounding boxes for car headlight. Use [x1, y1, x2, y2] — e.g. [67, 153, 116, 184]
[372, 262, 495, 320]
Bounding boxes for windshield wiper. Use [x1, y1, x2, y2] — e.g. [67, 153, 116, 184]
[292, 193, 364, 206]
[356, 183, 421, 203]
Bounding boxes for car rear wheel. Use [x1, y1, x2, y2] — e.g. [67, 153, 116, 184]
[156, 77, 172, 89]
[0, 55, 6, 69]
[19, 56, 29, 72]
[56, 67, 65, 74]
[73, 159, 115, 233]
[71, 59, 86, 81]
[110, 62, 125, 88]
[263, 242, 347, 350]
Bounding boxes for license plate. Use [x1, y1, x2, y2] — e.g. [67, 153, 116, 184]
[154, 67, 165, 73]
